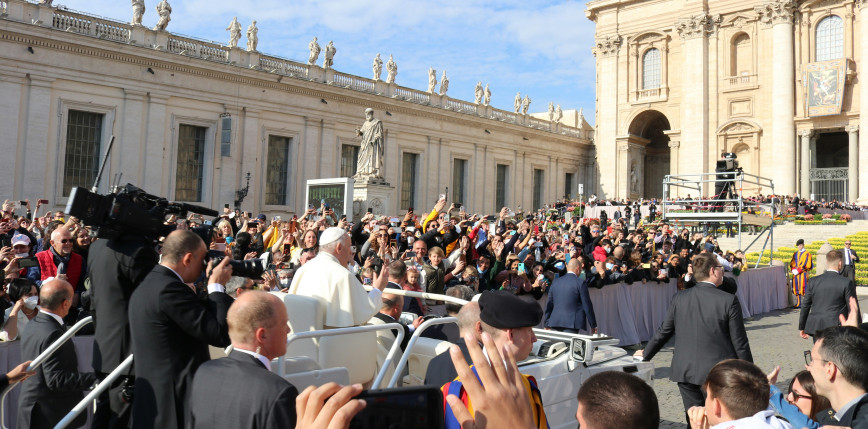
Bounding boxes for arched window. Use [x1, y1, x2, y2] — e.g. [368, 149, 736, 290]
[730, 33, 752, 76]
[816, 15, 844, 61]
[642, 48, 661, 89]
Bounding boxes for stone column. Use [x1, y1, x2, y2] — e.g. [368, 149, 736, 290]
[142, 93, 169, 194]
[676, 14, 718, 191]
[860, 1, 868, 204]
[0, 72, 26, 199]
[799, 129, 812, 197]
[595, 34, 621, 199]
[668, 140, 680, 194]
[21, 76, 55, 199]
[757, 0, 797, 194]
[846, 125, 858, 202]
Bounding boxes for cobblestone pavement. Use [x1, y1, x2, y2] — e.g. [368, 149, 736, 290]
[621, 292, 868, 428]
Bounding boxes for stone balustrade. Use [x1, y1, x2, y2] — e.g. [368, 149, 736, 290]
[2, 0, 589, 138]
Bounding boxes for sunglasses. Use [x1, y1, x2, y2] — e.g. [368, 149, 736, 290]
[56, 239, 73, 244]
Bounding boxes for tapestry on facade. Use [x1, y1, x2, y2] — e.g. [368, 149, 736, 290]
[804, 59, 846, 117]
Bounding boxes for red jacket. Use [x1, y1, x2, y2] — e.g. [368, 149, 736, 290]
[592, 245, 608, 262]
[36, 250, 84, 289]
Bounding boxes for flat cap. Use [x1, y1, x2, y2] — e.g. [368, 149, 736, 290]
[478, 290, 542, 329]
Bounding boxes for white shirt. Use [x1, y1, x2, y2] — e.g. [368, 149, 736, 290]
[233, 347, 272, 371]
[710, 409, 792, 429]
[162, 264, 226, 293]
[38, 309, 65, 327]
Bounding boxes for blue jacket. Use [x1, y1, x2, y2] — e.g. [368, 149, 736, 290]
[769, 385, 818, 429]
[544, 272, 597, 331]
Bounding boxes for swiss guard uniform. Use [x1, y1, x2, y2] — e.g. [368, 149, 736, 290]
[441, 291, 549, 429]
[789, 239, 813, 308]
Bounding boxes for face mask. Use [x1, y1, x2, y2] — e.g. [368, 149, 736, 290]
[605, 263, 614, 270]
[279, 278, 289, 286]
[605, 247, 612, 254]
[24, 296, 38, 310]
[15, 253, 28, 258]
[477, 266, 485, 274]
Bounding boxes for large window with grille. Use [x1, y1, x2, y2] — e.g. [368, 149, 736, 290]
[533, 169, 544, 210]
[340, 144, 359, 177]
[816, 15, 844, 61]
[642, 48, 661, 89]
[62, 110, 103, 196]
[175, 124, 207, 202]
[495, 164, 508, 210]
[265, 135, 291, 205]
[452, 159, 467, 205]
[400, 153, 418, 210]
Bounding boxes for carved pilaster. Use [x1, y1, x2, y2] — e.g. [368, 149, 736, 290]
[676, 14, 722, 40]
[754, 0, 796, 27]
[846, 125, 860, 134]
[799, 129, 814, 139]
[668, 141, 680, 149]
[595, 34, 623, 57]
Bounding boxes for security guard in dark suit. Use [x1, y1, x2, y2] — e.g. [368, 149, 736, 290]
[799, 249, 859, 342]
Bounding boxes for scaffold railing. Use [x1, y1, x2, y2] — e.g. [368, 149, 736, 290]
[662, 171, 775, 265]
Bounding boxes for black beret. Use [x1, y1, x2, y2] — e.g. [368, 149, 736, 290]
[478, 291, 542, 329]
[796, 239, 805, 246]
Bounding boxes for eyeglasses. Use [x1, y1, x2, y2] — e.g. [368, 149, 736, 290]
[804, 350, 829, 366]
[56, 239, 72, 244]
[789, 390, 813, 401]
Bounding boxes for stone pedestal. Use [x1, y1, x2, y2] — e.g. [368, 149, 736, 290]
[129, 24, 147, 46]
[228, 47, 243, 65]
[352, 179, 394, 220]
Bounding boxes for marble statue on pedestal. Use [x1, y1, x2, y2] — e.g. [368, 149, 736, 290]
[323, 41, 336, 69]
[483, 84, 491, 106]
[578, 107, 584, 121]
[547, 102, 554, 121]
[386, 55, 397, 83]
[226, 17, 242, 48]
[514, 92, 521, 113]
[521, 95, 531, 115]
[246, 21, 258, 51]
[308, 37, 321, 66]
[439, 70, 449, 96]
[372, 54, 383, 81]
[131, 0, 145, 26]
[354, 108, 385, 181]
[630, 164, 639, 193]
[427, 67, 437, 93]
[555, 104, 563, 123]
[474, 82, 483, 104]
[154, 0, 171, 31]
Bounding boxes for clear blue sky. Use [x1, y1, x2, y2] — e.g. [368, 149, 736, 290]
[63, 0, 598, 124]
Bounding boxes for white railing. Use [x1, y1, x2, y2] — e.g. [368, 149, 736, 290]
[445, 99, 477, 114]
[394, 87, 413, 100]
[333, 72, 375, 93]
[637, 87, 661, 99]
[200, 44, 228, 61]
[723, 74, 757, 87]
[490, 109, 518, 123]
[260, 56, 284, 73]
[55, 354, 134, 429]
[52, 11, 90, 34]
[93, 20, 129, 42]
[528, 117, 549, 130]
[562, 127, 584, 138]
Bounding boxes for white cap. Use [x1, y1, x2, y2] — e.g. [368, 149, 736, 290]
[318, 227, 347, 246]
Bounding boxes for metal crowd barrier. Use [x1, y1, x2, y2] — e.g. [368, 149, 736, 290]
[55, 354, 134, 429]
[0, 316, 93, 429]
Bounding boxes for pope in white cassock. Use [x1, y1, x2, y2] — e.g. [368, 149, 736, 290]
[289, 227, 388, 327]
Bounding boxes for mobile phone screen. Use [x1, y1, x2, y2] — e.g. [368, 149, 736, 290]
[350, 386, 443, 429]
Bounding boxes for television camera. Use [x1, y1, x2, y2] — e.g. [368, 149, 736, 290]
[713, 152, 743, 211]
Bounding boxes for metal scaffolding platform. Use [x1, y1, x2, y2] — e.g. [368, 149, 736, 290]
[662, 171, 776, 267]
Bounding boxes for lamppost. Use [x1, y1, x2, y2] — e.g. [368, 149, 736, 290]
[234, 172, 251, 210]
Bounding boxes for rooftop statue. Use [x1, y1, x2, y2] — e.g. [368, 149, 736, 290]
[521, 94, 532, 115]
[308, 37, 321, 66]
[483, 84, 491, 106]
[439, 70, 449, 96]
[323, 41, 336, 69]
[427, 67, 437, 93]
[226, 17, 242, 49]
[131, 0, 145, 26]
[372, 54, 383, 81]
[246, 21, 258, 52]
[153, 0, 171, 31]
[386, 55, 397, 84]
[474, 82, 483, 105]
[514, 92, 521, 113]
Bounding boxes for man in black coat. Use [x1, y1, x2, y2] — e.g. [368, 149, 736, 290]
[18, 278, 98, 429]
[189, 291, 297, 429]
[89, 235, 159, 429]
[799, 249, 859, 341]
[810, 327, 868, 428]
[635, 253, 752, 426]
[129, 230, 234, 429]
[841, 240, 860, 284]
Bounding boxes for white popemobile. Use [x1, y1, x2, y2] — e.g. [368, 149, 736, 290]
[268, 288, 654, 429]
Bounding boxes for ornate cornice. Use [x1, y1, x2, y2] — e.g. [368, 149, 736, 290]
[754, 0, 797, 27]
[595, 34, 622, 57]
[676, 14, 722, 40]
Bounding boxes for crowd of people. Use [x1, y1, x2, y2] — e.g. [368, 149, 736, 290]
[0, 192, 863, 429]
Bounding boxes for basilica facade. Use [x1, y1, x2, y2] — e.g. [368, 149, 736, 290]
[587, 0, 867, 203]
[0, 0, 594, 218]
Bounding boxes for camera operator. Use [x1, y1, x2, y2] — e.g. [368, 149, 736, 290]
[129, 230, 234, 429]
[88, 230, 160, 429]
